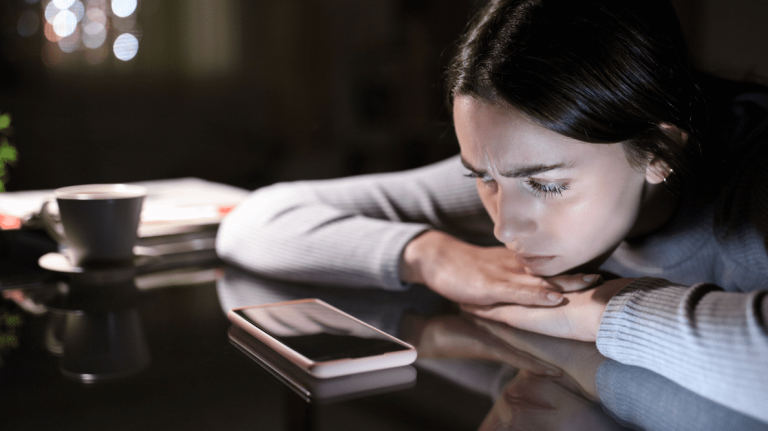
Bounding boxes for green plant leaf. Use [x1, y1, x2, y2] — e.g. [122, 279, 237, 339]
[0, 114, 10, 131]
[4, 315, 21, 327]
[0, 142, 17, 163]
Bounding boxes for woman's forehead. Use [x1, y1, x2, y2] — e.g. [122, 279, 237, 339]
[454, 96, 622, 170]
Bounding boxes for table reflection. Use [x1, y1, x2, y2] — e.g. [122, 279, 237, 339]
[400, 313, 619, 431]
[3, 261, 765, 430]
[217, 266, 768, 431]
[228, 325, 416, 404]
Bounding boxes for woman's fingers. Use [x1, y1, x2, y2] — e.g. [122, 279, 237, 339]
[489, 273, 602, 306]
[402, 231, 605, 307]
[488, 276, 565, 306]
[465, 271, 603, 307]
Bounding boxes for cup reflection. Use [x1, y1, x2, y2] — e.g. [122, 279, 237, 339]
[45, 275, 151, 383]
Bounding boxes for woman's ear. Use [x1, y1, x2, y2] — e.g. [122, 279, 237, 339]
[645, 123, 686, 184]
[645, 158, 671, 184]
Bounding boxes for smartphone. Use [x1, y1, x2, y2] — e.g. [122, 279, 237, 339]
[228, 325, 416, 403]
[227, 298, 417, 379]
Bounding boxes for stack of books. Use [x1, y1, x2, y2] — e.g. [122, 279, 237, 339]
[0, 178, 251, 289]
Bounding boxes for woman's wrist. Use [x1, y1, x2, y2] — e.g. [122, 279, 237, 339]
[399, 230, 453, 285]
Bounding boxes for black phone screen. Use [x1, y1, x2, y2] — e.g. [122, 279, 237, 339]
[234, 302, 410, 362]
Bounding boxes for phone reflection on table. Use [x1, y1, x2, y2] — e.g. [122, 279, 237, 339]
[227, 325, 416, 404]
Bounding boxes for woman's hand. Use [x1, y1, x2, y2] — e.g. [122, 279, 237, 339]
[461, 278, 635, 342]
[400, 230, 602, 307]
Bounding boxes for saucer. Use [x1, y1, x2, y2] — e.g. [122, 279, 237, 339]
[39, 251, 159, 274]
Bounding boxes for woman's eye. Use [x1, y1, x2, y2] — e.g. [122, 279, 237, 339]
[464, 172, 495, 184]
[526, 179, 570, 198]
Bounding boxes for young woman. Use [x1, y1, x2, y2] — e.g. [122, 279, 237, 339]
[216, 0, 768, 419]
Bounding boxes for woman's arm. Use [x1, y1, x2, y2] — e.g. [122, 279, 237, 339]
[216, 156, 490, 290]
[463, 278, 768, 423]
[598, 279, 768, 423]
[216, 155, 598, 304]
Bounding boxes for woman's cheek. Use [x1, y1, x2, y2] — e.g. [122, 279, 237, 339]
[553, 197, 595, 238]
[579, 186, 639, 252]
[553, 197, 620, 260]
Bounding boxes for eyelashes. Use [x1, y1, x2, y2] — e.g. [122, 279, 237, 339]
[526, 179, 570, 198]
[464, 173, 570, 198]
[464, 172, 493, 183]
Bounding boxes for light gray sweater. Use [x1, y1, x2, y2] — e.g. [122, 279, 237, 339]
[216, 96, 768, 422]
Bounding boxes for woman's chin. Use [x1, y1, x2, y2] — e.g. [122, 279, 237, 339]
[558, 247, 620, 277]
[535, 258, 604, 278]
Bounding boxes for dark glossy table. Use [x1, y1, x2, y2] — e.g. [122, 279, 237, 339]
[2, 232, 766, 431]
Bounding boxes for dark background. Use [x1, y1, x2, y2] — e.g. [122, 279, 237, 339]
[0, 0, 766, 192]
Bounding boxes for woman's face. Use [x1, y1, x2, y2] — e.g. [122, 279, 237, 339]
[454, 96, 656, 276]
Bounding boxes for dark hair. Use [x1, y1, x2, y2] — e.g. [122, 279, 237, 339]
[446, 0, 706, 192]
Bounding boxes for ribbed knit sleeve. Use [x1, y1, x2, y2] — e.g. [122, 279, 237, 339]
[596, 277, 768, 423]
[216, 156, 493, 290]
[596, 360, 768, 428]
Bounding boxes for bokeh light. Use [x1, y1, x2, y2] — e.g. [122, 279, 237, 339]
[72, 1, 85, 22]
[53, 10, 77, 37]
[87, 0, 108, 11]
[58, 26, 81, 52]
[83, 20, 104, 35]
[39, 0, 141, 66]
[82, 26, 106, 48]
[17, 11, 40, 37]
[86, 7, 107, 25]
[113, 33, 138, 61]
[111, 0, 137, 18]
[53, 0, 75, 9]
[44, 21, 62, 42]
[44, 1, 60, 24]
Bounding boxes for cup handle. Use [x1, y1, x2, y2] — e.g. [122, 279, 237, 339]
[40, 197, 66, 245]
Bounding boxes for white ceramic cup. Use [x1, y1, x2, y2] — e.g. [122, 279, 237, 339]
[41, 184, 146, 267]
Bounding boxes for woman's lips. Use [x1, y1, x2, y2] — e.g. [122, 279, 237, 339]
[517, 254, 557, 266]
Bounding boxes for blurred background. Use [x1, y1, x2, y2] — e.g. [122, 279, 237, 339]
[0, 0, 766, 192]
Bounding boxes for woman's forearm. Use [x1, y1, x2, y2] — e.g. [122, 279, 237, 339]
[216, 156, 492, 290]
[597, 278, 768, 423]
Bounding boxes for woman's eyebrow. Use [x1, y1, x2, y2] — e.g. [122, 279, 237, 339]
[460, 156, 569, 177]
[460, 156, 485, 173]
[503, 163, 568, 178]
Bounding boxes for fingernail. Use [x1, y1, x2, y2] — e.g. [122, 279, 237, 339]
[547, 292, 562, 303]
[545, 369, 560, 377]
[583, 274, 600, 283]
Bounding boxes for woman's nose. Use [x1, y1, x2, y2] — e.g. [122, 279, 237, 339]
[492, 189, 537, 244]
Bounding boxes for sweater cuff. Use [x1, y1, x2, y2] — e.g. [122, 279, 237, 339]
[377, 225, 432, 291]
[595, 277, 687, 362]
